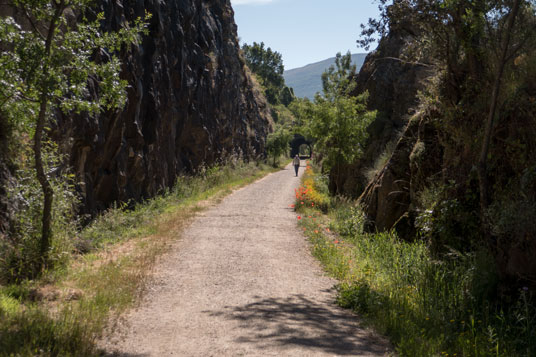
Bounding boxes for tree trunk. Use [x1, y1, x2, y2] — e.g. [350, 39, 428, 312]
[477, 0, 521, 227]
[34, 2, 64, 267]
[34, 97, 53, 259]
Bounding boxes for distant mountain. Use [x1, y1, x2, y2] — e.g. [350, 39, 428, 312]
[283, 53, 368, 99]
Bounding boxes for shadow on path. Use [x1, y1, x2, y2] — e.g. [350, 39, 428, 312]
[205, 293, 389, 355]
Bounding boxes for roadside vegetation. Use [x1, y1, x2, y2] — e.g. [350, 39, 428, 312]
[240, 41, 297, 168]
[295, 163, 536, 356]
[0, 159, 284, 356]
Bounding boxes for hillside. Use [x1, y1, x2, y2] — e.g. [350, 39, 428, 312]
[283, 53, 367, 99]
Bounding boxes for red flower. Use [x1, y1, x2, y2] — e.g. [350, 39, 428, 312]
[297, 216, 301, 220]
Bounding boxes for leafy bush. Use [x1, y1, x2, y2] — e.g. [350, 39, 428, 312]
[414, 182, 480, 254]
[1, 145, 78, 283]
[298, 164, 536, 355]
[330, 200, 366, 238]
[295, 163, 330, 212]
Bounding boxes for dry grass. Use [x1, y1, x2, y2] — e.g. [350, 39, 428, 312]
[0, 161, 282, 356]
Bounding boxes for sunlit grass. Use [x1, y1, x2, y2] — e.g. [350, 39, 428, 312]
[0, 159, 284, 356]
[296, 164, 536, 357]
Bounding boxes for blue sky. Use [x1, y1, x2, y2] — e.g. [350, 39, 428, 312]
[231, 0, 381, 70]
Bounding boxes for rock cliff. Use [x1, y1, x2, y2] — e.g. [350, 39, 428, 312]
[52, 0, 272, 213]
[330, 25, 434, 197]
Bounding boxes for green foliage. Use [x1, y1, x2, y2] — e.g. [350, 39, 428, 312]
[331, 201, 366, 238]
[79, 159, 276, 251]
[414, 182, 481, 255]
[0, 0, 149, 270]
[294, 164, 330, 213]
[279, 86, 295, 106]
[305, 52, 375, 170]
[1, 144, 79, 283]
[270, 103, 294, 125]
[241, 42, 295, 106]
[265, 125, 291, 166]
[311, 92, 375, 171]
[288, 97, 315, 136]
[0, 7, 149, 127]
[296, 164, 536, 356]
[0, 159, 280, 355]
[300, 199, 535, 356]
[242, 42, 284, 89]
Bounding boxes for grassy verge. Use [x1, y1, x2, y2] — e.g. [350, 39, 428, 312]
[295, 163, 536, 357]
[0, 160, 285, 356]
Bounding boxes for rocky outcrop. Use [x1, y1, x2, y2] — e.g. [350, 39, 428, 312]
[52, 0, 272, 213]
[358, 110, 443, 237]
[331, 25, 434, 197]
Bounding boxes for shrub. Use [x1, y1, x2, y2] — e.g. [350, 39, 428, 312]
[1, 145, 78, 283]
[295, 163, 330, 212]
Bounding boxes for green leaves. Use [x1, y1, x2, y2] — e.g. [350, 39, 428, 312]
[241, 41, 292, 105]
[308, 52, 376, 170]
[0, 3, 149, 127]
[266, 125, 292, 166]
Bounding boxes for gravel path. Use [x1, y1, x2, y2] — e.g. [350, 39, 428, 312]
[102, 162, 391, 356]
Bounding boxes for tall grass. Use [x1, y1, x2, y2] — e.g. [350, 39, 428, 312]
[0, 159, 281, 356]
[296, 165, 536, 356]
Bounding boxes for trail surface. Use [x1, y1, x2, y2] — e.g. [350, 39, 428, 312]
[103, 162, 390, 356]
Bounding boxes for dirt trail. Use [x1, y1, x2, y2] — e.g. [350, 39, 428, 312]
[102, 162, 390, 356]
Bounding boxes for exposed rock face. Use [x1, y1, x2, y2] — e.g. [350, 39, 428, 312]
[331, 25, 434, 197]
[53, 0, 272, 213]
[358, 111, 442, 237]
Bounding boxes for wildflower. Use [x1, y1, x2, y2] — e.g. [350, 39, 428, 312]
[326, 228, 330, 232]
[301, 201, 304, 205]
[311, 202, 314, 206]
[314, 230, 318, 233]
[290, 204, 295, 208]
[334, 240, 339, 244]
[297, 216, 301, 220]
[303, 228, 306, 231]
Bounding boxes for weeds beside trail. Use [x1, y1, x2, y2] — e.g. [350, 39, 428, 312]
[0, 160, 283, 356]
[295, 163, 536, 357]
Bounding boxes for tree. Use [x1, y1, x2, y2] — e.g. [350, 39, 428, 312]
[310, 52, 376, 193]
[0, 0, 148, 268]
[477, 0, 522, 217]
[242, 42, 284, 88]
[265, 125, 292, 166]
[241, 41, 294, 105]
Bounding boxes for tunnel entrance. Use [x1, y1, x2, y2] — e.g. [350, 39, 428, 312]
[290, 134, 312, 159]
